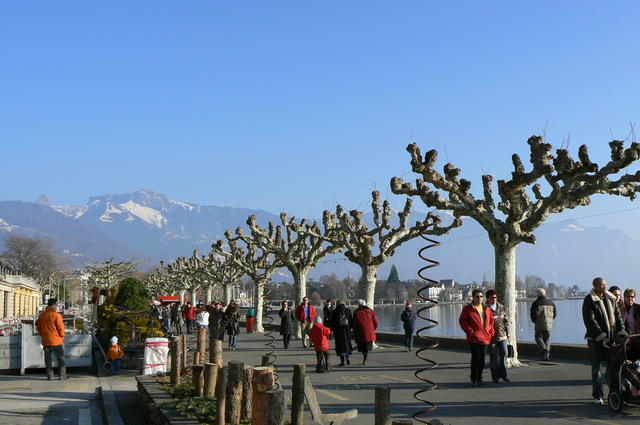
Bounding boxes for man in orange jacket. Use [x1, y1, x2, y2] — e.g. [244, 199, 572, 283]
[36, 298, 66, 380]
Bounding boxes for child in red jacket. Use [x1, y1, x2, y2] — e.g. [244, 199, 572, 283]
[310, 316, 332, 373]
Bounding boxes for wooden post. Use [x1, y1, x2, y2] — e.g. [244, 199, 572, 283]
[216, 366, 228, 425]
[242, 366, 254, 422]
[203, 363, 219, 398]
[291, 364, 305, 425]
[193, 364, 205, 396]
[210, 338, 223, 365]
[263, 390, 285, 425]
[261, 355, 270, 366]
[197, 327, 207, 360]
[138, 357, 145, 375]
[181, 334, 187, 371]
[226, 360, 244, 425]
[194, 351, 201, 365]
[170, 337, 181, 385]
[375, 386, 391, 425]
[251, 366, 276, 425]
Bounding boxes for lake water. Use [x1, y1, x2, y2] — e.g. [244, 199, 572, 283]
[373, 299, 585, 344]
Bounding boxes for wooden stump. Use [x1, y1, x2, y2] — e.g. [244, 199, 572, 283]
[251, 366, 276, 425]
[194, 351, 201, 365]
[291, 364, 305, 425]
[203, 363, 219, 398]
[137, 357, 145, 375]
[216, 366, 228, 425]
[242, 366, 254, 422]
[181, 334, 187, 371]
[375, 386, 391, 425]
[261, 355, 270, 366]
[169, 337, 181, 385]
[197, 327, 207, 360]
[226, 360, 244, 425]
[210, 338, 223, 365]
[263, 390, 285, 425]
[193, 364, 204, 397]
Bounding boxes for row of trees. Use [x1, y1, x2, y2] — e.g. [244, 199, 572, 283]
[152, 135, 640, 361]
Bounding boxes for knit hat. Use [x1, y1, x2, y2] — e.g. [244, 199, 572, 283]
[110, 336, 118, 343]
[405, 302, 413, 307]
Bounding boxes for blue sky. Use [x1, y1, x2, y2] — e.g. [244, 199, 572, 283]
[2, 1, 640, 236]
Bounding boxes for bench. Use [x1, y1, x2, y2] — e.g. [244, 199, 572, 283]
[304, 376, 358, 425]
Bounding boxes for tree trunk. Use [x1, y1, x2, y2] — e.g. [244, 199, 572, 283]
[494, 243, 521, 365]
[293, 269, 309, 339]
[206, 287, 212, 304]
[359, 264, 378, 309]
[242, 366, 254, 422]
[191, 288, 198, 305]
[224, 284, 232, 305]
[254, 280, 265, 332]
[226, 361, 245, 425]
[179, 290, 186, 304]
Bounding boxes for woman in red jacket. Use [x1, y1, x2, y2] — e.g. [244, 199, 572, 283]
[459, 289, 495, 387]
[352, 299, 378, 365]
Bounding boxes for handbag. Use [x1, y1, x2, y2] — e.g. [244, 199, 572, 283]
[507, 343, 515, 358]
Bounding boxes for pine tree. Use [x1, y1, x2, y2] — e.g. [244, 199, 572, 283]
[386, 265, 401, 283]
[114, 278, 149, 311]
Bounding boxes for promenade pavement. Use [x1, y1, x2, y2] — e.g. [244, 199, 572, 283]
[3, 331, 639, 425]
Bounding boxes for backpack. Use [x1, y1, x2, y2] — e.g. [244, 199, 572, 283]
[338, 311, 348, 327]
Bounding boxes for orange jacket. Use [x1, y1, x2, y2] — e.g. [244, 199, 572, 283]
[36, 306, 65, 347]
[107, 344, 125, 361]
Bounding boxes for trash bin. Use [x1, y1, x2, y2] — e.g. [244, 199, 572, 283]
[246, 308, 255, 333]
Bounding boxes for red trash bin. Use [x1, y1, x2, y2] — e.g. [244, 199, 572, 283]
[246, 316, 255, 333]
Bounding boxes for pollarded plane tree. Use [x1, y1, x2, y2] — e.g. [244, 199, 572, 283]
[165, 255, 205, 305]
[84, 258, 138, 290]
[191, 249, 241, 304]
[327, 190, 462, 308]
[247, 213, 343, 308]
[212, 227, 282, 332]
[391, 136, 640, 361]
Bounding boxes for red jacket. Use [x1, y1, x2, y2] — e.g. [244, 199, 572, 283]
[310, 323, 332, 352]
[295, 304, 316, 323]
[187, 306, 197, 320]
[36, 306, 65, 346]
[352, 306, 378, 343]
[459, 303, 495, 345]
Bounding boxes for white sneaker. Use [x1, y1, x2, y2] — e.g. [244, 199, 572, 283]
[593, 398, 603, 405]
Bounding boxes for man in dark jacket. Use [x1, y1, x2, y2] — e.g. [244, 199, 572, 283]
[208, 302, 225, 341]
[582, 277, 627, 405]
[400, 301, 417, 352]
[530, 288, 557, 361]
[622, 288, 640, 334]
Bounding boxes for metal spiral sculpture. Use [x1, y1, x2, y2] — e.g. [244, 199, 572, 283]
[413, 232, 441, 424]
[261, 282, 280, 389]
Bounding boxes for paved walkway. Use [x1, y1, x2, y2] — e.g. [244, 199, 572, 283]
[2, 332, 639, 425]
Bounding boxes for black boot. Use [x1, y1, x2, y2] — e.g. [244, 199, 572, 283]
[339, 356, 345, 366]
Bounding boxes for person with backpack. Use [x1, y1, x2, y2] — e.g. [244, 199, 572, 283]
[330, 300, 353, 366]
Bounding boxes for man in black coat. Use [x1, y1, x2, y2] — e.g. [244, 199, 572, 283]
[400, 301, 417, 351]
[582, 277, 627, 405]
[208, 302, 226, 341]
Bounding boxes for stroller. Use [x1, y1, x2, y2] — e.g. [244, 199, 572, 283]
[606, 334, 640, 411]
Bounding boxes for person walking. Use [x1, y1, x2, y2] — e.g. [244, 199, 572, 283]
[582, 277, 627, 405]
[107, 336, 125, 375]
[208, 302, 226, 341]
[400, 301, 417, 352]
[36, 298, 66, 380]
[330, 300, 353, 366]
[196, 304, 209, 330]
[486, 290, 510, 383]
[295, 297, 316, 348]
[187, 303, 197, 334]
[182, 302, 192, 334]
[223, 301, 240, 350]
[530, 287, 557, 361]
[171, 302, 182, 335]
[459, 289, 494, 387]
[622, 288, 640, 334]
[310, 316, 332, 373]
[278, 300, 295, 349]
[352, 299, 378, 365]
[323, 299, 334, 340]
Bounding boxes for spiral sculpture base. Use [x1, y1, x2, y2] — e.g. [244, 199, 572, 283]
[413, 232, 440, 424]
[262, 282, 280, 389]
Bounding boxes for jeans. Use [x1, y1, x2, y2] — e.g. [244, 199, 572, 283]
[535, 330, 551, 360]
[228, 334, 237, 348]
[164, 318, 172, 333]
[588, 339, 609, 398]
[43, 345, 66, 378]
[111, 358, 121, 374]
[489, 340, 508, 381]
[283, 334, 291, 349]
[404, 331, 414, 350]
[468, 342, 487, 383]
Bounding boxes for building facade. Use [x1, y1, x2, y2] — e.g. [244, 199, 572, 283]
[0, 266, 41, 318]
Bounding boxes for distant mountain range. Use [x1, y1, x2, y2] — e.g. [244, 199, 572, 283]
[1, 189, 639, 290]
